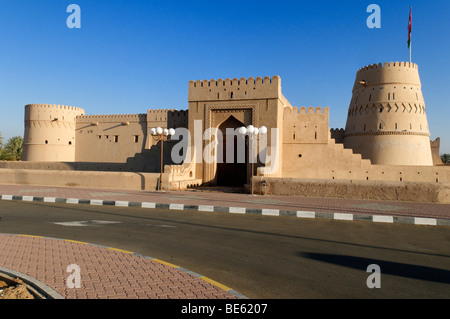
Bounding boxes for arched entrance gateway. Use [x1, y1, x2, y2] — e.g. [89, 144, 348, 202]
[216, 116, 248, 186]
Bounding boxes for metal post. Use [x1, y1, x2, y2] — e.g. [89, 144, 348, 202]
[251, 160, 254, 195]
[160, 133, 163, 191]
[250, 135, 255, 196]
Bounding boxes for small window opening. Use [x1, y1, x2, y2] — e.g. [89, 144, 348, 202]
[134, 135, 139, 143]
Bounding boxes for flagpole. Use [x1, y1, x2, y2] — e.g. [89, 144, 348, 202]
[410, 41, 411, 63]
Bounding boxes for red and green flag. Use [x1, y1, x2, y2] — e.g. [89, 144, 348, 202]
[408, 7, 412, 49]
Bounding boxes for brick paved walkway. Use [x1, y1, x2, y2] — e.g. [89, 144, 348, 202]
[0, 234, 240, 299]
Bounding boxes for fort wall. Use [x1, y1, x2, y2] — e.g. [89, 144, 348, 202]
[0, 168, 159, 191]
[75, 109, 188, 163]
[253, 176, 450, 203]
[75, 113, 147, 163]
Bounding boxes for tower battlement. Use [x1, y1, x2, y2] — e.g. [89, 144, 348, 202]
[25, 104, 85, 113]
[357, 61, 418, 74]
[188, 75, 281, 101]
[353, 61, 421, 90]
[24, 103, 85, 122]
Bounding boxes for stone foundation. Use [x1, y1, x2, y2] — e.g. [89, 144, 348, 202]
[253, 176, 450, 203]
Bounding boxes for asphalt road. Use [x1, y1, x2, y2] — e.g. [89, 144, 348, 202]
[0, 200, 449, 299]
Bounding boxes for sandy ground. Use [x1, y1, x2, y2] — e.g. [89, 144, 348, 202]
[0, 277, 35, 299]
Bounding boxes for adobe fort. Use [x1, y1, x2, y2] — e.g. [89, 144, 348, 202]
[3, 62, 448, 203]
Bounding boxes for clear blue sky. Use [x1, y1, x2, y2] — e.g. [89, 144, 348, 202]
[1, 0, 449, 153]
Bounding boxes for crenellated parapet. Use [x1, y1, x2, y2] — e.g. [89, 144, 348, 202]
[78, 113, 147, 122]
[189, 75, 279, 87]
[330, 128, 345, 143]
[25, 103, 85, 113]
[284, 106, 329, 116]
[356, 61, 418, 74]
[147, 109, 178, 113]
[146, 109, 177, 124]
[188, 75, 281, 101]
[25, 104, 85, 122]
[353, 61, 422, 92]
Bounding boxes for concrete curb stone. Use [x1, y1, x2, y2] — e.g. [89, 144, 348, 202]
[1, 194, 449, 227]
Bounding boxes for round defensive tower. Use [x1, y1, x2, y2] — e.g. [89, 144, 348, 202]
[343, 62, 433, 166]
[22, 104, 85, 162]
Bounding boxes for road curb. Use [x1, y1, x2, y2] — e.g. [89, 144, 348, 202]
[1, 194, 449, 227]
[0, 266, 65, 299]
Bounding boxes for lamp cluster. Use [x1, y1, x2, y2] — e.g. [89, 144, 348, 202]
[238, 125, 268, 137]
[150, 127, 176, 137]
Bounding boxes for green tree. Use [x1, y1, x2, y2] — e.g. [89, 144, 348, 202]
[0, 132, 4, 160]
[441, 153, 450, 165]
[1, 136, 23, 161]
